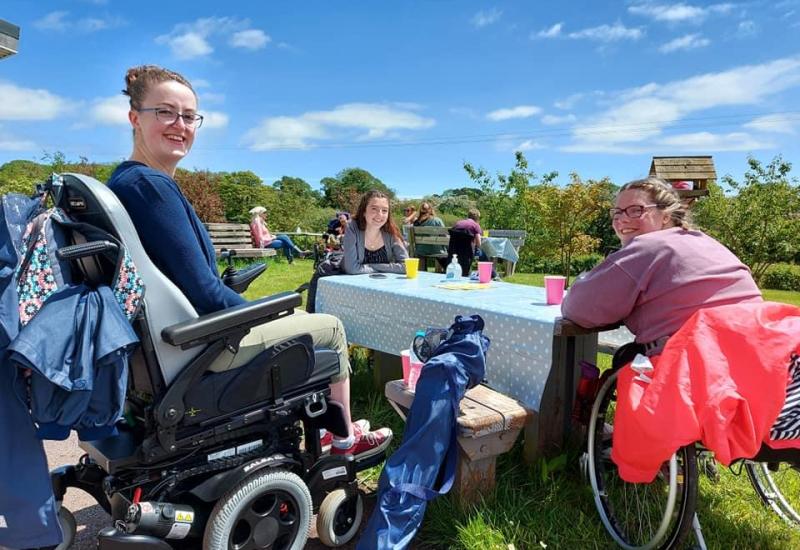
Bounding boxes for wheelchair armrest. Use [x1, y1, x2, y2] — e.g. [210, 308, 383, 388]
[162, 291, 302, 349]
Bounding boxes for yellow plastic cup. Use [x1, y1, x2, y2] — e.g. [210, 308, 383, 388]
[405, 257, 420, 279]
[482, 230, 489, 237]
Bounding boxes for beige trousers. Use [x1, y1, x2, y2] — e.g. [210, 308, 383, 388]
[207, 310, 350, 383]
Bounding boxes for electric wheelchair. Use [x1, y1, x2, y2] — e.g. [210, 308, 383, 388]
[43, 173, 379, 549]
[584, 343, 800, 550]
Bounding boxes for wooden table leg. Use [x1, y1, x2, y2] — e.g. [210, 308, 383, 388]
[523, 333, 598, 462]
[373, 351, 403, 390]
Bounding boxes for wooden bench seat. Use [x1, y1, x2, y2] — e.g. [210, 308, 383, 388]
[385, 380, 530, 503]
[204, 222, 277, 259]
[407, 225, 449, 273]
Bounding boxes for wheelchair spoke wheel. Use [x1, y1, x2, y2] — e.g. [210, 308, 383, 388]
[204, 470, 312, 550]
[587, 370, 698, 550]
[746, 461, 800, 526]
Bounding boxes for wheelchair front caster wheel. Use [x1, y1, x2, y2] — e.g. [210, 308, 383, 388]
[316, 489, 363, 547]
[54, 506, 77, 550]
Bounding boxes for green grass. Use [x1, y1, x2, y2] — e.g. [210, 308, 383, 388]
[237, 258, 800, 549]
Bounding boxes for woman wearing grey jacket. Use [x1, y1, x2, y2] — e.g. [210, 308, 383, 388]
[343, 189, 408, 274]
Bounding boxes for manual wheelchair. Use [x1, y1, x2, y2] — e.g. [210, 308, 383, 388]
[44, 173, 379, 549]
[584, 343, 800, 550]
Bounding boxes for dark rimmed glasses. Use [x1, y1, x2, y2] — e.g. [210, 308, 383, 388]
[609, 204, 660, 220]
[137, 108, 204, 128]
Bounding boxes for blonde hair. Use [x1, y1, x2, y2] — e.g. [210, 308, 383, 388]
[619, 177, 692, 229]
[122, 65, 195, 110]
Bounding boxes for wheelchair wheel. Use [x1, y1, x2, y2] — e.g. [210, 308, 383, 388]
[204, 469, 312, 550]
[54, 506, 76, 550]
[746, 461, 800, 526]
[587, 370, 698, 549]
[316, 488, 364, 547]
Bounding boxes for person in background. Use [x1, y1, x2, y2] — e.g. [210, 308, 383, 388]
[413, 201, 448, 269]
[343, 189, 408, 274]
[452, 208, 483, 250]
[107, 64, 391, 458]
[402, 204, 417, 225]
[249, 206, 310, 263]
[561, 177, 761, 347]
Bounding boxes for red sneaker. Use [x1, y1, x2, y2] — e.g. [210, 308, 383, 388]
[331, 427, 393, 460]
[320, 419, 370, 452]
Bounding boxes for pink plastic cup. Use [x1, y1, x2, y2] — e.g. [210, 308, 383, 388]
[544, 275, 567, 305]
[401, 350, 411, 385]
[478, 261, 493, 283]
[407, 360, 423, 391]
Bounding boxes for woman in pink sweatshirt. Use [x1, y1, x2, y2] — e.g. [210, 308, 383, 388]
[249, 207, 309, 263]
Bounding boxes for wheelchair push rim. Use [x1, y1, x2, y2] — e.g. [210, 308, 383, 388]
[586, 369, 698, 550]
[746, 460, 800, 527]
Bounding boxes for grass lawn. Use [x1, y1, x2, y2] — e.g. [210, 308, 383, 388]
[236, 258, 800, 549]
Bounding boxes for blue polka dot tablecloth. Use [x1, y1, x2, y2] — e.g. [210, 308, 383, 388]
[317, 271, 566, 411]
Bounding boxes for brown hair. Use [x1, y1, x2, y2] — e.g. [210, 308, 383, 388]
[467, 207, 481, 221]
[354, 189, 402, 242]
[416, 201, 436, 224]
[619, 177, 692, 229]
[122, 65, 195, 110]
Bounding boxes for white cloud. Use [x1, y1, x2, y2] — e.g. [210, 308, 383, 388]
[737, 20, 758, 37]
[628, 3, 734, 23]
[744, 114, 798, 134]
[33, 10, 125, 32]
[202, 111, 229, 129]
[534, 22, 563, 38]
[471, 8, 503, 28]
[243, 103, 435, 150]
[192, 79, 211, 89]
[89, 95, 129, 125]
[565, 55, 800, 152]
[0, 81, 72, 120]
[156, 17, 267, 59]
[486, 105, 541, 121]
[516, 140, 544, 151]
[541, 113, 577, 125]
[657, 131, 772, 151]
[568, 22, 644, 42]
[230, 29, 271, 50]
[659, 33, 710, 53]
[200, 92, 226, 105]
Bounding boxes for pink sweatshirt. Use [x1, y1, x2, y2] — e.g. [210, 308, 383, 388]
[561, 227, 762, 344]
[250, 219, 274, 248]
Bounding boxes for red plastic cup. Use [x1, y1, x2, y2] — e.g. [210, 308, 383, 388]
[401, 350, 411, 385]
[478, 261, 493, 283]
[544, 275, 566, 305]
[408, 360, 423, 391]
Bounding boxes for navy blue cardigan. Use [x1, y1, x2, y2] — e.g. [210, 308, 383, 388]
[107, 161, 245, 314]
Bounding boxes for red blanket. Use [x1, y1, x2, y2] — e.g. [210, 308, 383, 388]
[611, 301, 800, 483]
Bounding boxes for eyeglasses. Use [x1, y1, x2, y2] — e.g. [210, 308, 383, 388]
[137, 108, 204, 128]
[609, 204, 660, 219]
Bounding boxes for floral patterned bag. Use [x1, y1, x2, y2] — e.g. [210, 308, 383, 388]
[15, 207, 144, 326]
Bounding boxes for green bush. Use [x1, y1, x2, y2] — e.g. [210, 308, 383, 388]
[762, 264, 800, 291]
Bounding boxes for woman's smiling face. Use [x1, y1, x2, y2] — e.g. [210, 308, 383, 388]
[130, 80, 197, 171]
[365, 197, 390, 231]
[612, 189, 670, 246]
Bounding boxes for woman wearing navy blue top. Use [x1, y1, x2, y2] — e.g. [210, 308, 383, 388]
[107, 65, 391, 458]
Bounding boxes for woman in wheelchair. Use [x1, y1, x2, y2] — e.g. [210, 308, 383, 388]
[107, 65, 391, 459]
[561, 177, 800, 548]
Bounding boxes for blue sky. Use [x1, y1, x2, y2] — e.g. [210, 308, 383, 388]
[1, 1, 799, 197]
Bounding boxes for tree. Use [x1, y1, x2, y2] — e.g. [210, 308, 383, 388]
[219, 170, 263, 188]
[321, 167, 394, 210]
[174, 169, 226, 222]
[693, 155, 800, 281]
[273, 176, 321, 205]
[0, 159, 50, 195]
[527, 174, 613, 283]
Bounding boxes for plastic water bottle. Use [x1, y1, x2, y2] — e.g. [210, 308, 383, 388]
[445, 255, 461, 280]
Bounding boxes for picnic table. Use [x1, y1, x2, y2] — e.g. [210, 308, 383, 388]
[315, 271, 619, 459]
